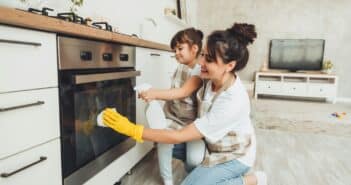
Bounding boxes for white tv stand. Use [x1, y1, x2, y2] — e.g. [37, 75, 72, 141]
[254, 71, 338, 103]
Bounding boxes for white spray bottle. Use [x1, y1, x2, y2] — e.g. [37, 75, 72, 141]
[134, 83, 168, 129]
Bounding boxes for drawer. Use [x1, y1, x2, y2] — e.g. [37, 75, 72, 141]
[0, 139, 61, 185]
[308, 84, 335, 97]
[0, 25, 57, 93]
[255, 81, 282, 95]
[0, 88, 59, 159]
[282, 83, 307, 96]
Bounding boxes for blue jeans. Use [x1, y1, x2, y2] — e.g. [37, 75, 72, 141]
[180, 159, 250, 185]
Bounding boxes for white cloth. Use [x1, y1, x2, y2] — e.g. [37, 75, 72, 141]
[96, 108, 117, 127]
[194, 76, 256, 167]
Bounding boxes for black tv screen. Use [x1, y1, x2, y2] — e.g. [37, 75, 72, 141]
[269, 39, 325, 71]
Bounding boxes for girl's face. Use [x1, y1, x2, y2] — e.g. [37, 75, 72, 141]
[174, 43, 198, 65]
[198, 46, 235, 80]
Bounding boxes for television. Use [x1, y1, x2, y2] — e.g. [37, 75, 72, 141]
[269, 39, 325, 72]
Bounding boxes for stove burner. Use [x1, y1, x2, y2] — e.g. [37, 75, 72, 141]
[57, 12, 90, 25]
[26, 7, 116, 33]
[28, 7, 53, 16]
[92, 22, 112, 31]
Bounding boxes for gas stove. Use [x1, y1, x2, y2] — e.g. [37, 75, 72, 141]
[27, 7, 114, 32]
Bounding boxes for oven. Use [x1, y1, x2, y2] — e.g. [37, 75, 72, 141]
[57, 36, 139, 185]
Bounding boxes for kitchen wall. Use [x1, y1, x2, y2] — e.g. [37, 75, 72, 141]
[195, 0, 351, 99]
[0, 0, 197, 45]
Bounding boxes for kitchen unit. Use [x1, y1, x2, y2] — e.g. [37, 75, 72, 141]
[0, 25, 62, 185]
[0, 5, 175, 185]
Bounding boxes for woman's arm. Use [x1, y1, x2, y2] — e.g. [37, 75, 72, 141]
[140, 76, 202, 101]
[142, 123, 203, 144]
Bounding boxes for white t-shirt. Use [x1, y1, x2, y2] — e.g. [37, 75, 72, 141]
[194, 76, 256, 167]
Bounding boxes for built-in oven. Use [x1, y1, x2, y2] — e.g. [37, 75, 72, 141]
[58, 36, 139, 185]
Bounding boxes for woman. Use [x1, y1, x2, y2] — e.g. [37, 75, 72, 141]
[102, 23, 266, 185]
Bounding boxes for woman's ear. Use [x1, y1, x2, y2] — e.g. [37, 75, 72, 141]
[227, 61, 236, 72]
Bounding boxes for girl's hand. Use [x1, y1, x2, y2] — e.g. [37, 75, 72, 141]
[139, 89, 157, 102]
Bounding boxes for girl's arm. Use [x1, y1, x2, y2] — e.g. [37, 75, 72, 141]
[142, 123, 203, 144]
[140, 76, 202, 101]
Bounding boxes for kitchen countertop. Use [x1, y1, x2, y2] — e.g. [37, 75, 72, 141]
[0, 6, 171, 51]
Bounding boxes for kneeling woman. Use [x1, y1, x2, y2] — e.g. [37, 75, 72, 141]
[102, 23, 266, 185]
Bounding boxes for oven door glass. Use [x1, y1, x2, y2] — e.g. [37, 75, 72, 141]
[60, 73, 136, 178]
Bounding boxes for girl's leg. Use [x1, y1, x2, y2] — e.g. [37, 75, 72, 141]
[157, 143, 174, 185]
[185, 140, 205, 172]
[181, 160, 250, 185]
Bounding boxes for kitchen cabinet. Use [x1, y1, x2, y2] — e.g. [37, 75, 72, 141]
[0, 88, 59, 159]
[0, 25, 57, 93]
[0, 139, 62, 185]
[135, 47, 177, 125]
[0, 25, 61, 185]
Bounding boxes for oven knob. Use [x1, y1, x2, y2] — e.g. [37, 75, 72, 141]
[103, 53, 113, 61]
[80, 51, 92, 61]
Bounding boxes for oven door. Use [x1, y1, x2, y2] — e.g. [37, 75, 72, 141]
[59, 70, 140, 185]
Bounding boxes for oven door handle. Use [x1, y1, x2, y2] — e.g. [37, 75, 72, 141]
[74, 71, 141, 84]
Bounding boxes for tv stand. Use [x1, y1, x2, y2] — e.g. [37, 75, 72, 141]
[254, 71, 338, 103]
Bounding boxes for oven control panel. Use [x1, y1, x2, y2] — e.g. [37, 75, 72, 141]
[58, 36, 135, 70]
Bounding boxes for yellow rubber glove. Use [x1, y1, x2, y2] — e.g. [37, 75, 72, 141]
[103, 108, 144, 142]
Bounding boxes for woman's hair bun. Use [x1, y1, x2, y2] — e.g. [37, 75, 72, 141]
[228, 23, 257, 45]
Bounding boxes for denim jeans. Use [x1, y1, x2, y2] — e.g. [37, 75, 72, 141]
[180, 159, 250, 185]
[157, 140, 205, 182]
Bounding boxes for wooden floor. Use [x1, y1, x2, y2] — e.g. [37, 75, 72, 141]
[120, 99, 351, 185]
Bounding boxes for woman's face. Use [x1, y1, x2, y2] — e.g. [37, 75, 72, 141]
[198, 46, 234, 80]
[174, 43, 198, 65]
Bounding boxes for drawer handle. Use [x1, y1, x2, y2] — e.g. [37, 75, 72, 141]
[0, 101, 45, 112]
[0, 39, 42, 47]
[150, 53, 161, 56]
[1, 156, 47, 178]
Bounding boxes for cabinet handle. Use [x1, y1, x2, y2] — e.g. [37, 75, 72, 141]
[150, 53, 161, 56]
[1, 156, 47, 178]
[0, 39, 42, 47]
[0, 101, 45, 112]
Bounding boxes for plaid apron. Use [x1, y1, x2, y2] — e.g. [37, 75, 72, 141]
[163, 64, 198, 129]
[197, 76, 252, 167]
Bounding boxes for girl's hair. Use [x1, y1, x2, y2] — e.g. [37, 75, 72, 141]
[170, 27, 204, 57]
[206, 23, 257, 71]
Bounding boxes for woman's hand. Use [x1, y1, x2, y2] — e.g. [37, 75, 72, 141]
[103, 108, 144, 142]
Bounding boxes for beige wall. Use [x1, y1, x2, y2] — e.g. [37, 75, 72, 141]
[196, 0, 351, 98]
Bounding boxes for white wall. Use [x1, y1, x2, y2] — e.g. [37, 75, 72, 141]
[196, 0, 351, 98]
[0, 0, 197, 45]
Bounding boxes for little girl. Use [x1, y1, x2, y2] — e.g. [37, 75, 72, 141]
[140, 28, 204, 185]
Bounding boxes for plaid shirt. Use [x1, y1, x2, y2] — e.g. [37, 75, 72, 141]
[197, 80, 252, 167]
[163, 64, 198, 129]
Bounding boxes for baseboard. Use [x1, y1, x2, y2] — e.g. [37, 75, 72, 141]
[336, 97, 351, 104]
